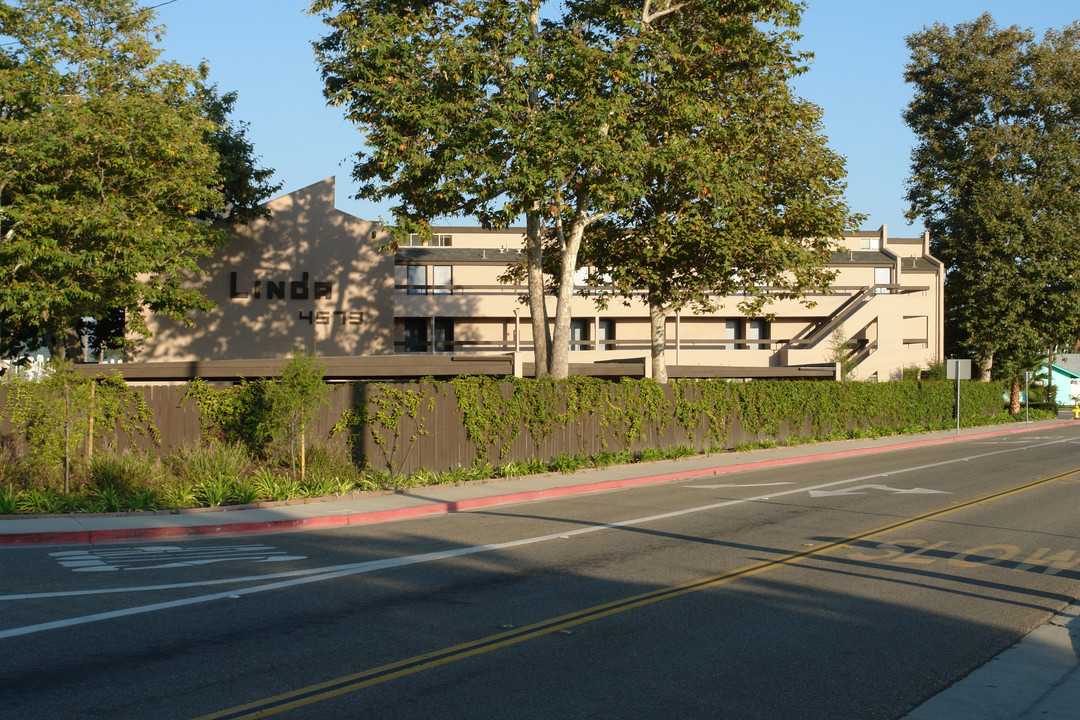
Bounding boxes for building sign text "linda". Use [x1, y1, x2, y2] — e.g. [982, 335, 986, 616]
[229, 271, 333, 301]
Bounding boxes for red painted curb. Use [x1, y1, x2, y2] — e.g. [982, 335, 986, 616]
[1, 420, 1073, 546]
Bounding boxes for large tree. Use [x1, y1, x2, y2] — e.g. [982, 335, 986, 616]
[0, 0, 278, 360]
[311, 0, 823, 378]
[904, 14, 1080, 381]
[578, 5, 854, 382]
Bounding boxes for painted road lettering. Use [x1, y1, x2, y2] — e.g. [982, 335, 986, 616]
[809, 484, 950, 498]
[50, 545, 307, 572]
[847, 540, 1080, 575]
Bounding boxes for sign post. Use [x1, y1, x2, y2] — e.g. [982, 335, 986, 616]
[1024, 371, 1031, 424]
[946, 359, 972, 435]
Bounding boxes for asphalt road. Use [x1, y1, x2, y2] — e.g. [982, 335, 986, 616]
[3, 426, 1080, 719]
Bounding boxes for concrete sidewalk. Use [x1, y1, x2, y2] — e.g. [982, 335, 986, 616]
[901, 601, 1080, 720]
[0, 419, 1074, 547]
[2, 418, 1079, 718]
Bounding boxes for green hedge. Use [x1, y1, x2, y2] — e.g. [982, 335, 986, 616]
[342, 377, 1007, 470]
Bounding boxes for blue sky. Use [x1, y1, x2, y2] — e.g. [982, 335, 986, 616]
[156, 0, 1080, 236]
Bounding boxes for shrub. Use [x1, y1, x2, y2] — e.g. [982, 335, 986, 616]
[0, 484, 16, 515]
[304, 444, 364, 491]
[168, 442, 252, 485]
[267, 352, 332, 479]
[251, 467, 298, 502]
[168, 442, 252, 507]
[158, 480, 198, 510]
[549, 453, 588, 473]
[181, 377, 276, 457]
[92, 487, 124, 513]
[0, 444, 33, 490]
[2, 360, 156, 489]
[90, 450, 163, 495]
[183, 353, 331, 479]
[15, 488, 70, 514]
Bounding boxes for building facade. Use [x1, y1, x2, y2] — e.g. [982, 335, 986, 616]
[138, 178, 944, 381]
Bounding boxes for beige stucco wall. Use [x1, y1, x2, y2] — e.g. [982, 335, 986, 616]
[133, 181, 942, 381]
[137, 178, 395, 361]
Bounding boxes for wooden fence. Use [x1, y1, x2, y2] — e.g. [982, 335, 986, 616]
[0, 379, 1001, 476]
[0, 382, 808, 475]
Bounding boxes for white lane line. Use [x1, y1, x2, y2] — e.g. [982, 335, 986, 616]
[0, 435, 1073, 639]
[688, 482, 795, 489]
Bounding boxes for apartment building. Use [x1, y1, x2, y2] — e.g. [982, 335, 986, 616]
[138, 178, 943, 381]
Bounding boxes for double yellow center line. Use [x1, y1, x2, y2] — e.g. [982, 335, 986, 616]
[195, 467, 1079, 720]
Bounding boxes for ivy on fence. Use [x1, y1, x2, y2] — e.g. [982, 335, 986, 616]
[333, 377, 1006, 474]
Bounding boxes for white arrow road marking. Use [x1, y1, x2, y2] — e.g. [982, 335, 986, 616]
[688, 482, 795, 489]
[808, 484, 950, 498]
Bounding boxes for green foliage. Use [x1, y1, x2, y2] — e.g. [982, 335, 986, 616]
[903, 362, 948, 382]
[333, 382, 432, 474]
[267, 352, 332, 477]
[921, 362, 948, 382]
[451, 375, 671, 464]
[182, 354, 331, 469]
[0, 484, 16, 514]
[90, 450, 163, 496]
[304, 444, 373, 493]
[181, 376, 276, 456]
[0, 0, 277, 358]
[994, 343, 1048, 414]
[828, 327, 859, 381]
[549, 453, 590, 474]
[0, 1, 212, 354]
[669, 378, 735, 447]
[157, 479, 198, 510]
[0, 374, 1016, 515]
[577, 0, 857, 381]
[15, 488, 70, 514]
[3, 360, 157, 484]
[167, 441, 252, 507]
[312, 0, 821, 378]
[904, 14, 1080, 373]
[250, 467, 299, 502]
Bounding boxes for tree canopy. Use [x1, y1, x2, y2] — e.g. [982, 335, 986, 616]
[0, 0, 278, 360]
[578, 4, 854, 381]
[312, 0, 845, 378]
[904, 14, 1080, 381]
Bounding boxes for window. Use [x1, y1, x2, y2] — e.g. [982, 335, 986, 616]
[397, 318, 428, 353]
[874, 267, 891, 294]
[406, 233, 452, 247]
[407, 265, 427, 295]
[597, 319, 614, 351]
[860, 236, 881, 250]
[723, 319, 741, 350]
[432, 265, 452, 294]
[433, 318, 454, 353]
[746, 319, 767, 350]
[573, 266, 589, 289]
[569, 319, 589, 351]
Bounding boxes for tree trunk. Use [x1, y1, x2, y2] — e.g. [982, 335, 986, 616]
[1048, 347, 1054, 403]
[1009, 378, 1021, 415]
[44, 325, 82, 362]
[547, 211, 588, 380]
[979, 352, 993, 382]
[649, 299, 668, 384]
[525, 210, 550, 377]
